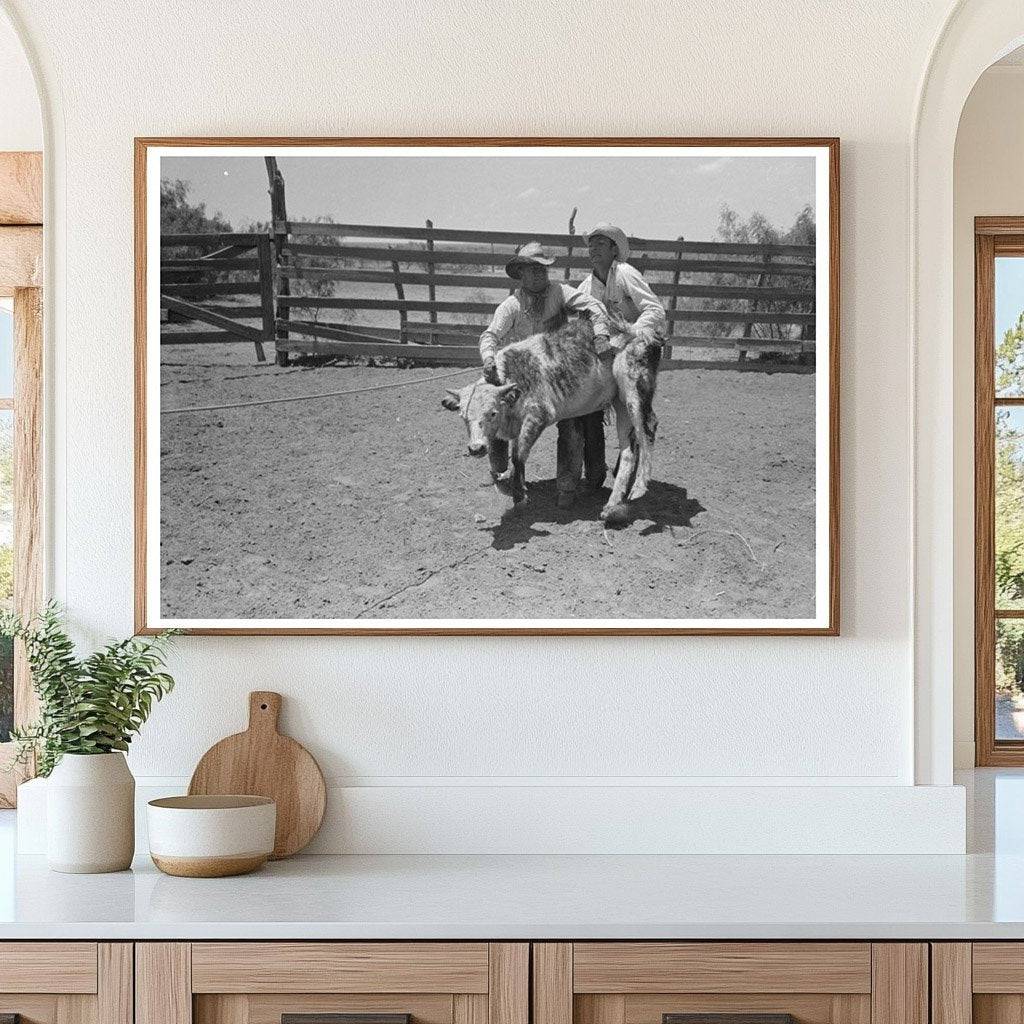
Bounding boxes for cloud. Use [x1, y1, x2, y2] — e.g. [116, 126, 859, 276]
[693, 157, 731, 175]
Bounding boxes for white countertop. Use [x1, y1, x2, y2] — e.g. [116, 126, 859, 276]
[1, 769, 1022, 941]
[1, 848, 1023, 940]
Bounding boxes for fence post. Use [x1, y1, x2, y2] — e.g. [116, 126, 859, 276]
[564, 207, 577, 282]
[738, 250, 772, 362]
[425, 219, 437, 344]
[667, 235, 684, 338]
[265, 156, 290, 366]
[390, 255, 408, 344]
[254, 234, 273, 363]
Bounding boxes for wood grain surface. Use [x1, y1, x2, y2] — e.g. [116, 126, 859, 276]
[136, 943, 191, 1024]
[534, 944, 573, 1024]
[0, 226, 41, 294]
[870, 945, 927, 1024]
[0, 152, 42, 225]
[188, 691, 326, 858]
[930, 944, 971, 1024]
[0, 942, 97, 993]
[191, 942, 489, 994]
[573, 943, 871, 994]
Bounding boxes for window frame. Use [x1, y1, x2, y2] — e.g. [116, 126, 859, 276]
[0, 151, 43, 806]
[975, 217, 1024, 765]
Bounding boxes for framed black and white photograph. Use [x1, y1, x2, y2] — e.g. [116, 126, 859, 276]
[135, 137, 839, 635]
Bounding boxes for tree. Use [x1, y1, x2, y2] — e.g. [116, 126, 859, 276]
[160, 179, 232, 237]
[993, 314, 1024, 693]
[692, 205, 816, 347]
[996, 314, 1024, 606]
[159, 180, 236, 300]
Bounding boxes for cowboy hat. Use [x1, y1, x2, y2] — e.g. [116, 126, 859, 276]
[505, 240, 555, 279]
[585, 222, 630, 261]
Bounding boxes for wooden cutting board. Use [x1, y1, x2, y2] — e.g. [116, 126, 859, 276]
[188, 691, 326, 859]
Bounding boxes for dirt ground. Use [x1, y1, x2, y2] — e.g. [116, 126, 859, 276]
[159, 345, 817, 622]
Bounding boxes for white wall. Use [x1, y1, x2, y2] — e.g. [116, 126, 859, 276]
[952, 64, 1024, 768]
[0, 7, 39, 151]
[0, 0, 973, 851]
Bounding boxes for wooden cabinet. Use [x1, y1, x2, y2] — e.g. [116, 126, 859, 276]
[0, 938, 946, 1024]
[931, 943, 1024, 1024]
[533, 944, 928, 1024]
[0, 942, 132, 1024]
[136, 943, 528, 1024]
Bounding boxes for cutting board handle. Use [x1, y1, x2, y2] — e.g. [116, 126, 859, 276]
[248, 691, 282, 734]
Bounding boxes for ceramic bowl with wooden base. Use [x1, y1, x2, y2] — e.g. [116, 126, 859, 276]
[147, 795, 276, 877]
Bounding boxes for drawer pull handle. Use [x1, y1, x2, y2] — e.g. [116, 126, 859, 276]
[664, 1016, 797, 1024]
[0, 1016, 20, 1024]
[283, 1016, 411, 1024]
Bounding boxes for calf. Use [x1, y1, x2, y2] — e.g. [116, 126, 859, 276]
[442, 317, 660, 520]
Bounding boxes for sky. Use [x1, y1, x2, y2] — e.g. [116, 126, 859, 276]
[997, 257, 1024, 341]
[160, 152, 816, 241]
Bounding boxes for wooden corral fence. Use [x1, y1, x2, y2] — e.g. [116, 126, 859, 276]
[160, 232, 276, 362]
[159, 163, 816, 372]
[271, 224, 816, 371]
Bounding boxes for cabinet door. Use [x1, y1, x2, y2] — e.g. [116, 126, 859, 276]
[137, 943, 528, 1024]
[0, 942, 132, 1024]
[936, 943, 1024, 1024]
[534, 943, 927, 1024]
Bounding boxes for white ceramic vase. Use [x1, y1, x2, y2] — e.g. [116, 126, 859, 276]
[46, 752, 135, 873]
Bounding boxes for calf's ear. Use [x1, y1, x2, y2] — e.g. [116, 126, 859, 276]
[500, 385, 522, 406]
[441, 390, 460, 411]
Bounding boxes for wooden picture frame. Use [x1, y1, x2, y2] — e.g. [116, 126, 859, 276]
[135, 137, 840, 636]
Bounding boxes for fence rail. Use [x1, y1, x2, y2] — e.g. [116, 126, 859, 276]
[160, 216, 816, 370]
[277, 220, 816, 257]
[159, 232, 274, 361]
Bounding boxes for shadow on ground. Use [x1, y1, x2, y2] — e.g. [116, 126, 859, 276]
[488, 477, 704, 550]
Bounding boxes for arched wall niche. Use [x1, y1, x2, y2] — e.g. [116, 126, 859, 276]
[914, 0, 1024, 785]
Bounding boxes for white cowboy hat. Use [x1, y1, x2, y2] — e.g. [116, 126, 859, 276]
[585, 222, 630, 261]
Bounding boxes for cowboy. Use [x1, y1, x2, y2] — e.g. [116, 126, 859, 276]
[577, 223, 666, 342]
[574, 223, 667, 485]
[479, 241, 612, 505]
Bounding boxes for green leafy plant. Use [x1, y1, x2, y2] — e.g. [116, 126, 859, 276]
[0, 603, 178, 777]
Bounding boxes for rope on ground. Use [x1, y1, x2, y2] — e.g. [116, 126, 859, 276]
[161, 366, 479, 415]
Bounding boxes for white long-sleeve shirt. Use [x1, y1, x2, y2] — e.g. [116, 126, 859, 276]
[576, 260, 666, 341]
[479, 282, 610, 362]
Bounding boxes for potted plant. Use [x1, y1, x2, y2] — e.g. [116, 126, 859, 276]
[2, 603, 177, 873]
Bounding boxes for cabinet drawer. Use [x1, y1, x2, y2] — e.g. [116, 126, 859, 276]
[139, 942, 528, 1024]
[191, 943, 490, 993]
[0, 942, 98, 993]
[534, 943, 925, 1024]
[572, 943, 872, 994]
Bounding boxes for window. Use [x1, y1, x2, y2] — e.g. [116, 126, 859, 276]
[0, 299, 11, 745]
[975, 219, 1024, 764]
[0, 151, 43, 806]
[0, 288, 41, 806]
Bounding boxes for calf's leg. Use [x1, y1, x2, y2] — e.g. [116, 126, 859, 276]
[581, 409, 607, 490]
[488, 438, 512, 496]
[602, 396, 638, 519]
[509, 412, 547, 506]
[556, 418, 585, 508]
[625, 392, 653, 502]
